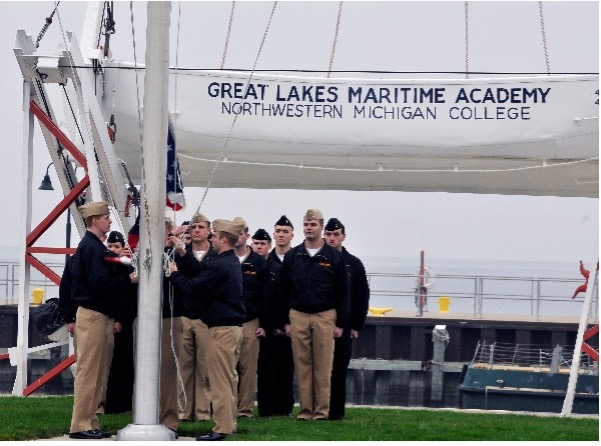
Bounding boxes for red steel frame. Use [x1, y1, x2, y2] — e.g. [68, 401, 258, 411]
[26, 100, 89, 283]
[581, 324, 599, 362]
[19, 100, 91, 394]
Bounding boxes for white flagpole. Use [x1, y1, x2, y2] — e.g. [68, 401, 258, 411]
[117, 1, 173, 440]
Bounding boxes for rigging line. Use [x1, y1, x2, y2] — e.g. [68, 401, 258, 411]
[57, 65, 600, 75]
[35, 1, 61, 48]
[34, 77, 66, 158]
[61, 84, 85, 145]
[195, 0, 279, 216]
[221, 1, 236, 71]
[36, 6, 78, 195]
[130, 0, 152, 273]
[464, 1, 469, 80]
[179, 153, 599, 174]
[56, 3, 111, 205]
[538, 1, 551, 76]
[91, 1, 108, 75]
[96, 1, 108, 50]
[326, 1, 343, 79]
[169, 1, 183, 228]
[168, 281, 187, 413]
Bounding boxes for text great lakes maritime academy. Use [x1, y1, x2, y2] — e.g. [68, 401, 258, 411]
[208, 83, 552, 120]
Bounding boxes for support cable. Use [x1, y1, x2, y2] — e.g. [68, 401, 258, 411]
[464, 1, 470, 79]
[35, 1, 61, 48]
[220, 2, 236, 71]
[326, 2, 343, 79]
[129, 1, 152, 274]
[179, 153, 599, 174]
[168, 3, 188, 412]
[195, 1, 279, 217]
[538, 1, 551, 76]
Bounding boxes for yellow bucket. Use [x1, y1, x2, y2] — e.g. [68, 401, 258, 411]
[438, 296, 450, 313]
[32, 288, 45, 305]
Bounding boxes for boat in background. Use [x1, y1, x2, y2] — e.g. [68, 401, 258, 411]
[458, 341, 599, 414]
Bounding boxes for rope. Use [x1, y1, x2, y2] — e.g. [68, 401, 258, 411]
[61, 84, 85, 144]
[179, 153, 599, 174]
[194, 1, 279, 217]
[167, 278, 187, 413]
[170, 1, 183, 227]
[55, 2, 109, 204]
[220, 2, 237, 71]
[464, 1, 469, 79]
[129, 1, 152, 275]
[57, 65, 599, 75]
[326, 2, 343, 79]
[35, 1, 61, 48]
[538, 1, 551, 76]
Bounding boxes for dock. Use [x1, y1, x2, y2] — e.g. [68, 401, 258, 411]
[1, 305, 598, 412]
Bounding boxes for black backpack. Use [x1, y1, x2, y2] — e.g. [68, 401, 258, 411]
[30, 297, 66, 335]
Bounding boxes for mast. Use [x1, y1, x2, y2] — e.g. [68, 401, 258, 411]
[117, 2, 173, 440]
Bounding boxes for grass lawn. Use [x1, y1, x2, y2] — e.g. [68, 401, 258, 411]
[0, 396, 597, 441]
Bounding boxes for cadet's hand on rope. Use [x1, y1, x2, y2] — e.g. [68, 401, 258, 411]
[129, 272, 138, 283]
[334, 327, 343, 338]
[284, 324, 291, 337]
[113, 321, 122, 334]
[256, 327, 266, 338]
[170, 262, 179, 273]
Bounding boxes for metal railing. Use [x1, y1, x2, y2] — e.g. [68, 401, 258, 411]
[471, 341, 598, 373]
[0, 262, 64, 304]
[0, 261, 598, 322]
[366, 272, 599, 321]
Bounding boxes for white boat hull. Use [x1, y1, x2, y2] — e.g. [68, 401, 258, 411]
[97, 65, 599, 197]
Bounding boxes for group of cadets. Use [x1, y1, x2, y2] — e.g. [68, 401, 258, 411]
[62, 201, 370, 441]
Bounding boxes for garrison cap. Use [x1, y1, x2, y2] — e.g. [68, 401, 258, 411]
[78, 201, 109, 219]
[213, 219, 245, 237]
[325, 218, 345, 232]
[252, 228, 272, 242]
[190, 213, 210, 225]
[233, 216, 249, 232]
[107, 231, 125, 246]
[274, 215, 294, 229]
[303, 208, 324, 221]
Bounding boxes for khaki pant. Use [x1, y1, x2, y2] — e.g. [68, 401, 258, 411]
[96, 318, 116, 414]
[70, 307, 114, 432]
[179, 316, 211, 421]
[289, 308, 336, 420]
[159, 317, 184, 431]
[237, 318, 260, 417]
[206, 326, 242, 434]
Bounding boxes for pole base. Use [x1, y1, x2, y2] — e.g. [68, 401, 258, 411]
[116, 424, 176, 441]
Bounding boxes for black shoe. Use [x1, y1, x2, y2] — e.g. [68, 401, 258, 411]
[196, 431, 228, 441]
[68, 430, 103, 439]
[169, 428, 179, 439]
[91, 429, 112, 438]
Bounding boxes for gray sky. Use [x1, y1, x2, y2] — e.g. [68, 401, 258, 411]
[0, 1, 598, 265]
